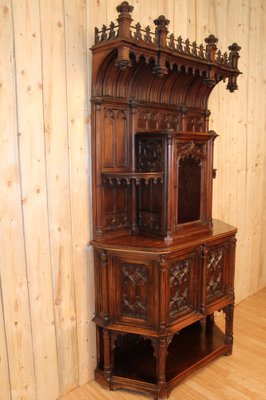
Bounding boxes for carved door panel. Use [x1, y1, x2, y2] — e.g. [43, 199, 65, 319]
[110, 256, 158, 328]
[204, 240, 229, 306]
[167, 250, 199, 322]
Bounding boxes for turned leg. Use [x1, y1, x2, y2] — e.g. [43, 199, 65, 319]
[151, 337, 168, 399]
[96, 326, 101, 369]
[224, 304, 234, 355]
[206, 312, 214, 329]
[207, 313, 214, 324]
[103, 328, 111, 387]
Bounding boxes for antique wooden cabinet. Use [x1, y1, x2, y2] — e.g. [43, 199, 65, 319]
[90, 2, 241, 399]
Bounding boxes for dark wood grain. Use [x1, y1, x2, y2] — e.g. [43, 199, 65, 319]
[90, 2, 240, 398]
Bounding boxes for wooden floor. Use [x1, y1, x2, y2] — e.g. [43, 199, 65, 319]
[59, 289, 266, 400]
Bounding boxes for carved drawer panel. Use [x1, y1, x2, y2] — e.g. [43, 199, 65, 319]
[168, 251, 198, 321]
[110, 257, 157, 328]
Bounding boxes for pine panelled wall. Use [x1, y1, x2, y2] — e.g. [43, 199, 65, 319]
[0, 1, 265, 400]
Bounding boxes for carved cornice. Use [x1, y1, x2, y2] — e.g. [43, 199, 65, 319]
[92, 2, 241, 93]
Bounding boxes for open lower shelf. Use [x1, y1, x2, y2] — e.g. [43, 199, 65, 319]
[112, 321, 227, 385]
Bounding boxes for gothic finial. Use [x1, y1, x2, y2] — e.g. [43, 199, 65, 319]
[116, 1, 134, 14]
[205, 34, 218, 62]
[228, 43, 241, 69]
[154, 15, 170, 48]
[205, 34, 218, 45]
[154, 15, 170, 28]
[228, 42, 241, 52]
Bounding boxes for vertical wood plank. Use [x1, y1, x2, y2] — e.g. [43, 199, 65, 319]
[195, 0, 210, 40]
[106, 0, 119, 22]
[173, 0, 188, 38]
[0, 1, 36, 399]
[86, 0, 109, 384]
[186, 0, 197, 40]
[139, 0, 158, 27]
[86, 0, 108, 383]
[131, 0, 141, 23]
[0, 283, 11, 400]
[258, 0, 266, 291]
[157, 0, 174, 33]
[244, 0, 265, 296]
[208, 0, 249, 303]
[173, 0, 196, 40]
[11, 0, 60, 398]
[39, 0, 79, 393]
[64, 0, 95, 385]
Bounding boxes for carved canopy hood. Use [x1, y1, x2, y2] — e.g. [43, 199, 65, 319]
[91, 2, 241, 111]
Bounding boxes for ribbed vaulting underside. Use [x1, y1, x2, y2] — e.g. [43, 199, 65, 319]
[95, 50, 218, 110]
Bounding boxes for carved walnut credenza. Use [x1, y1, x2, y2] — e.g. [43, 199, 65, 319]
[90, 2, 241, 399]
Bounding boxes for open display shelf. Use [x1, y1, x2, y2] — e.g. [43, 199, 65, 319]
[113, 322, 227, 382]
[90, 2, 241, 398]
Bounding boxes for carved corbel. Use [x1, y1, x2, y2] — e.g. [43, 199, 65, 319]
[115, 45, 132, 70]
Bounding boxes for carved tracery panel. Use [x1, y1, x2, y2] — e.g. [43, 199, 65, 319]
[121, 263, 149, 319]
[206, 245, 226, 303]
[137, 139, 164, 172]
[169, 255, 195, 318]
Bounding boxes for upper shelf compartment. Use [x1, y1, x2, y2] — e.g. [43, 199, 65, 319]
[91, 1, 241, 106]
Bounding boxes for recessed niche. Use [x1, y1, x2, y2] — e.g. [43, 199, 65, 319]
[178, 157, 201, 224]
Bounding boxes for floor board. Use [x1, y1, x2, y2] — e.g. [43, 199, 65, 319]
[59, 288, 266, 399]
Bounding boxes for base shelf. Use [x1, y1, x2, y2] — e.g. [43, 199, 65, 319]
[96, 321, 231, 399]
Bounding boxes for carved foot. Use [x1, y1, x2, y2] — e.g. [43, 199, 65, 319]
[153, 389, 167, 400]
[224, 346, 233, 356]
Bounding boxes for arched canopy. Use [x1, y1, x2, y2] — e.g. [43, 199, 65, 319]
[94, 49, 222, 111]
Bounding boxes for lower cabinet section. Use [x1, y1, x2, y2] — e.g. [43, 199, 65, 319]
[95, 310, 234, 399]
[92, 228, 236, 399]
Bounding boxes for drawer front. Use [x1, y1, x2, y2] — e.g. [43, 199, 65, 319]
[110, 256, 158, 328]
[168, 250, 199, 322]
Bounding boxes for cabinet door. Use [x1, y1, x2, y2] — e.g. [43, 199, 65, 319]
[110, 256, 158, 328]
[204, 240, 229, 307]
[168, 250, 199, 322]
